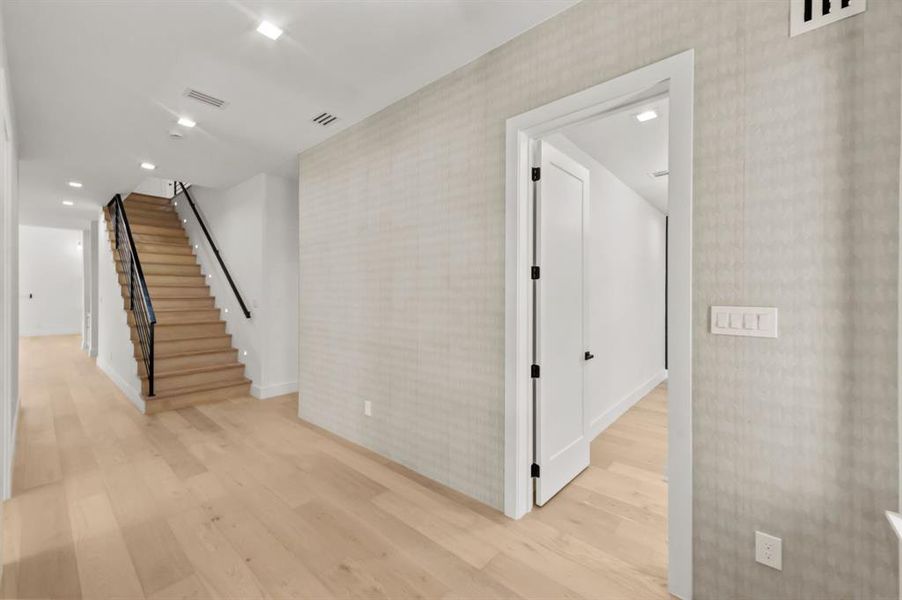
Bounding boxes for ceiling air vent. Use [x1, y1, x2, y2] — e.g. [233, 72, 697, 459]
[183, 88, 228, 109]
[313, 112, 339, 126]
[790, 0, 866, 37]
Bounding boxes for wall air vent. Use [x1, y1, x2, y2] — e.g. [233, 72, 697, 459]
[313, 112, 339, 126]
[790, 0, 866, 37]
[183, 88, 228, 109]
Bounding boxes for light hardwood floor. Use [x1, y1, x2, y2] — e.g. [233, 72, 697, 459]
[2, 335, 668, 599]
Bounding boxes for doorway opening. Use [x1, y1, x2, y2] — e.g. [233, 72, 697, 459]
[504, 50, 693, 600]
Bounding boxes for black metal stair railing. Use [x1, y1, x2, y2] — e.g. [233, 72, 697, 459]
[173, 181, 251, 318]
[107, 194, 157, 396]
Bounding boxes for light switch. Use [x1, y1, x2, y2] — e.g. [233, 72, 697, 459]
[716, 311, 728, 328]
[710, 306, 778, 338]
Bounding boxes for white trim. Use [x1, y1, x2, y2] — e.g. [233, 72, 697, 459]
[251, 380, 298, 400]
[97, 357, 145, 413]
[3, 398, 17, 500]
[504, 50, 694, 600]
[588, 369, 668, 441]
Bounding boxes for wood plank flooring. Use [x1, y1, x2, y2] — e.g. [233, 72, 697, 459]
[3, 335, 668, 599]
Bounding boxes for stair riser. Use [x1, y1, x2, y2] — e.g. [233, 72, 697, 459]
[117, 262, 200, 276]
[143, 365, 245, 394]
[151, 297, 215, 310]
[145, 382, 251, 414]
[122, 215, 182, 228]
[139, 253, 197, 266]
[139, 350, 237, 375]
[136, 243, 194, 256]
[107, 214, 180, 228]
[126, 195, 171, 207]
[145, 286, 210, 298]
[132, 233, 190, 245]
[120, 274, 205, 287]
[152, 337, 232, 355]
[132, 322, 226, 341]
[128, 310, 220, 325]
[128, 224, 186, 238]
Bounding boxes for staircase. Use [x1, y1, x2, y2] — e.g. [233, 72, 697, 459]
[103, 192, 251, 413]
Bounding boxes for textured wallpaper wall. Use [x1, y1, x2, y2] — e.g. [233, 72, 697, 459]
[298, 1, 902, 598]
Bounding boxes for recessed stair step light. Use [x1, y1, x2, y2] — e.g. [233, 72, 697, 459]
[256, 21, 283, 40]
[635, 109, 658, 123]
[68, 181, 82, 188]
[62, 200, 74, 206]
[650, 169, 670, 179]
[141, 162, 156, 171]
[177, 117, 196, 128]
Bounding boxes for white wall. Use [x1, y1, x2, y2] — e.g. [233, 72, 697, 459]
[546, 133, 667, 438]
[0, 0, 19, 509]
[95, 212, 143, 412]
[18, 225, 83, 337]
[84, 221, 99, 356]
[181, 172, 299, 399]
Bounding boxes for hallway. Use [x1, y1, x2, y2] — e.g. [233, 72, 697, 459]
[2, 336, 667, 599]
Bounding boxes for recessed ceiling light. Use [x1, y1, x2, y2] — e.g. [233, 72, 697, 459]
[140, 162, 156, 170]
[177, 117, 196, 128]
[256, 21, 283, 40]
[62, 200, 74, 206]
[68, 181, 82, 188]
[635, 110, 658, 123]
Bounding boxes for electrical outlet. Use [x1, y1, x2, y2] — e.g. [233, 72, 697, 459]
[755, 531, 782, 570]
[363, 400, 372, 417]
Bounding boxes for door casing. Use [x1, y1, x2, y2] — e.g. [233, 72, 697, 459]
[503, 50, 694, 600]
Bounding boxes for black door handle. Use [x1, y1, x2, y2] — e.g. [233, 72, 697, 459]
[584, 351, 594, 361]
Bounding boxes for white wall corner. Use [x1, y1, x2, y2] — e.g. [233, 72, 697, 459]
[589, 369, 668, 440]
[251, 380, 299, 400]
[96, 357, 145, 414]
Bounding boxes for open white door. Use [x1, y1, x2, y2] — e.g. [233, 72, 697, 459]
[534, 140, 590, 506]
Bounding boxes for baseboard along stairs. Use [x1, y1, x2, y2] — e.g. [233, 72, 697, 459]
[103, 192, 251, 413]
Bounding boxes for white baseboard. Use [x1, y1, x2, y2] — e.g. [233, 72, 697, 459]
[97, 357, 145, 413]
[588, 369, 668, 440]
[251, 380, 299, 400]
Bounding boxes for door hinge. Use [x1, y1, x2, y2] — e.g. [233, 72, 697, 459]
[531, 167, 541, 181]
[531, 266, 540, 280]
[531, 463, 540, 478]
[531, 364, 540, 378]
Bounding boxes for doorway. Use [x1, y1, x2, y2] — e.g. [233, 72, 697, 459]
[504, 50, 693, 599]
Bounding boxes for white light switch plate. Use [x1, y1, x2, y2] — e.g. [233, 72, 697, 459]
[711, 306, 778, 338]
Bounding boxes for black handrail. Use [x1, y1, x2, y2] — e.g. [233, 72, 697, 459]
[106, 194, 157, 396]
[174, 181, 251, 318]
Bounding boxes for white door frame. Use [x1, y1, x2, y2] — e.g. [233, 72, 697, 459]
[503, 50, 694, 600]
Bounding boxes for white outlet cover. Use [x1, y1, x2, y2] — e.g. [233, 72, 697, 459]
[364, 400, 372, 416]
[755, 531, 783, 571]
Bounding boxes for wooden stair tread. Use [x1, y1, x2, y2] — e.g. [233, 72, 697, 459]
[146, 377, 250, 400]
[139, 361, 245, 381]
[131, 320, 223, 328]
[146, 348, 235, 360]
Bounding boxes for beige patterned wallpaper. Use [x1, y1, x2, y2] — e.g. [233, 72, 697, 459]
[298, 1, 902, 597]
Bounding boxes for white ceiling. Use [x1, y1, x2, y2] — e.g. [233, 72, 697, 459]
[5, 0, 578, 229]
[562, 97, 669, 213]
